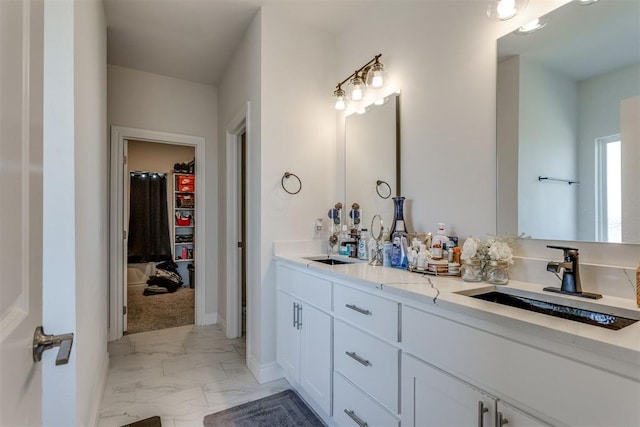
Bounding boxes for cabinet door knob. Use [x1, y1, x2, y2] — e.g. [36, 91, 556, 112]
[297, 304, 302, 330]
[478, 401, 489, 427]
[344, 409, 368, 427]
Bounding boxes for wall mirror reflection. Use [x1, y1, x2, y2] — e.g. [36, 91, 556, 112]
[497, 0, 640, 244]
[345, 94, 400, 231]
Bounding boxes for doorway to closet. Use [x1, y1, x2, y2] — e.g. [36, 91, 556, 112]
[109, 126, 206, 342]
[125, 140, 195, 334]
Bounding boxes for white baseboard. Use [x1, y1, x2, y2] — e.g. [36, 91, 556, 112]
[204, 312, 218, 325]
[218, 315, 227, 335]
[247, 354, 284, 384]
[88, 353, 110, 426]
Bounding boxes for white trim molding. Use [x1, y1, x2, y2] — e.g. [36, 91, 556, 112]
[225, 103, 249, 340]
[87, 354, 109, 426]
[108, 126, 206, 341]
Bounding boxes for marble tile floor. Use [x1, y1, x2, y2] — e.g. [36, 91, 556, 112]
[98, 324, 289, 427]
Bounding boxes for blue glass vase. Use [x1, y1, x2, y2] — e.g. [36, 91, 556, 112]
[389, 196, 407, 236]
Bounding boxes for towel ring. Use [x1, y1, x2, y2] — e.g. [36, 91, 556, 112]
[376, 180, 391, 199]
[281, 172, 302, 195]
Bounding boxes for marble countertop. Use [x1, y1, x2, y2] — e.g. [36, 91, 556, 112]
[275, 254, 640, 374]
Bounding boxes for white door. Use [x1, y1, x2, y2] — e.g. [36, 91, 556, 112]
[300, 303, 332, 415]
[0, 0, 45, 424]
[402, 354, 496, 427]
[276, 291, 300, 383]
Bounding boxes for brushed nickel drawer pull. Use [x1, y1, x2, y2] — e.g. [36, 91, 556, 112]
[346, 304, 372, 316]
[345, 351, 371, 367]
[344, 409, 368, 427]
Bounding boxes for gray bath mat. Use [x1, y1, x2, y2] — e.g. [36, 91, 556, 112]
[203, 389, 326, 427]
[121, 416, 161, 427]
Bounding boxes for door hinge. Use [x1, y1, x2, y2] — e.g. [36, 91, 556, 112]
[123, 155, 127, 165]
[123, 306, 127, 315]
[123, 230, 127, 239]
[237, 241, 243, 248]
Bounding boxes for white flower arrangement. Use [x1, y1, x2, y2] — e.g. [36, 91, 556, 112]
[461, 234, 516, 264]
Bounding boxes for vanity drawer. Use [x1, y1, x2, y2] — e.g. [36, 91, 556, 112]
[333, 372, 399, 427]
[333, 284, 399, 342]
[277, 265, 331, 311]
[334, 319, 399, 413]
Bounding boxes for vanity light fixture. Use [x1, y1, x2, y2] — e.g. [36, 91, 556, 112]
[515, 17, 548, 34]
[333, 54, 389, 110]
[486, 0, 528, 20]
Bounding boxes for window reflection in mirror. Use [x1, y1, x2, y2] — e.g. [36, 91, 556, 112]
[345, 94, 400, 231]
[496, 0, 640, 243]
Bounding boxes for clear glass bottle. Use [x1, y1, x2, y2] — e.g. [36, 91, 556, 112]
[484, 260, 509, 285]
[460, 259, 483, 282]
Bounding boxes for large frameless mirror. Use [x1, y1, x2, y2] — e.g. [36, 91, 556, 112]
[496, 0, 640, 243]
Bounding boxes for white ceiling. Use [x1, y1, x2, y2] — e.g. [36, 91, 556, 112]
[498, 0, 640, 81]
[104, 0, 367, 85]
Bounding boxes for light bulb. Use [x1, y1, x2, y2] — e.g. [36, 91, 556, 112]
[497, 0, 516, 19]
[334, 87, 346, 110]
[366, 61, 388, 88]
[516, 17, 547, 34]
[487, 0, 527, 21]
[348, 75, 364, 101]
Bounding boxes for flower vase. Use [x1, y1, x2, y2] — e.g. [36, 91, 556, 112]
[484, 260, 509, 285]
[389, 196, 407, 236]
[460, 259, 483, 282]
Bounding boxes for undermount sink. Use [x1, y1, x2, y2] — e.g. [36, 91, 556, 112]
[304, 256, 356, 266]
[457, 287, 639, 331]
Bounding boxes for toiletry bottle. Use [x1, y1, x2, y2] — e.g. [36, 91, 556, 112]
[358, 229, 369, 260]
[431, 223, 450, 260]
[391, 220, 409, 269]
[383, 241, 393, 267]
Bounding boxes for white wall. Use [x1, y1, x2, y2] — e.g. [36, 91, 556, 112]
[259, 3, 337, 379]
[577, 63, 640, 241]
[519, 57, 578, 240]
[217, 5, 337, 381]
[217, 9, 261, 338]
[73, 0, 108, 424]
[43, 0, 108, 425]
[108, 65, 219, 319]
[335, 1, 503, 238]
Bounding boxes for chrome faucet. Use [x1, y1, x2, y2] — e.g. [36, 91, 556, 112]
[544, 245, 601, 299]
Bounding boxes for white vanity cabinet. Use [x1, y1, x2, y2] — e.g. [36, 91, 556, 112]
[276, 265, 332, 415]
[402, 304, 638, 427]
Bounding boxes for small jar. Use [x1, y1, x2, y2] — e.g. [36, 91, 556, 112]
[460, 259, 483, 282]
[484, 260, 509, 285]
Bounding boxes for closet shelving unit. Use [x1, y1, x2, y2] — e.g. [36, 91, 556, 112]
[172, 172, 195, 286]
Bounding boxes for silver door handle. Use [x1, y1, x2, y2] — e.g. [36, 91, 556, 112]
[496, 411, 509, 427]
[345, 351, 371, 367]
[33, 326, 74, 365]
[345, 304, 372, 316]
[478, 401, 489, 427]
[296, 304, 302, 330]
[344, 409, 368, 427]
